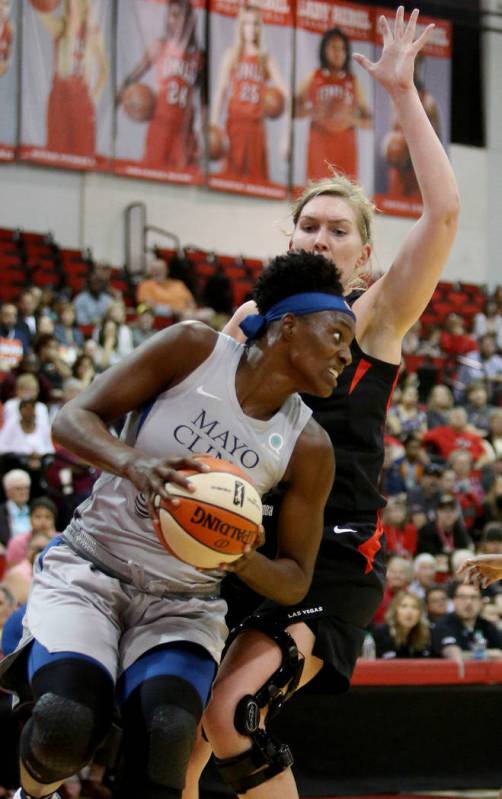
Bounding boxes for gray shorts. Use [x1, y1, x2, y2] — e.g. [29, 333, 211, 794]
[11, 541, 228, 682]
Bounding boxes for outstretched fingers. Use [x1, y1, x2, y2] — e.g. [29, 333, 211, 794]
[412, 22, 435, 54]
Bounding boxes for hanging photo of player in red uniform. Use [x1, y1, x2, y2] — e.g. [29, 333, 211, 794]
[208, 0, 293, 199]
[19, 0, 113, 171]
[114, 0, 205, 186]
[293, 1, 374, 192]
[0, 0, 18, 161]
[373, 7, 451, 218]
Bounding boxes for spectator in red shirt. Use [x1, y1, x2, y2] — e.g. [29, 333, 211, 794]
[421, 406, 493, 468]
[382, 496, 418, 558]
[439, 313, 475, 359]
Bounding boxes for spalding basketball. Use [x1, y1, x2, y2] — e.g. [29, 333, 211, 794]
[122, 83, 156, 123]
[385, 131, 409, 168]
[263, 86, 285, 119]
[30, 0, 60, 11]
[208, 126, 228, 161]
[153, 455, 263, 570]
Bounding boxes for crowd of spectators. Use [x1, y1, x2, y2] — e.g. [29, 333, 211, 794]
[1, 260, 502, 795]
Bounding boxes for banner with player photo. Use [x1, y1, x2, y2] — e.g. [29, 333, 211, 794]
[0, 0, 18, 161]
[208, 0, 293, 199]
[292, 0, 374, 195]
[114, 0, 206, 186]
[373, 6, 452, 218]
[19, 0, 114, 171]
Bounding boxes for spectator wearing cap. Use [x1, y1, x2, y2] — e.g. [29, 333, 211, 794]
[407, 461, 444, 529]
[416, 493, 472, 556]
[431, 582, 502, 661]
[132, 304, 156, 348]
[478, 523, 502, 555]
[421, 406, 494, 469]
[0, 469, 31, 546]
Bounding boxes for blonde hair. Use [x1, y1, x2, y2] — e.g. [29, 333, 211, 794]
[231, 5, 267, 73]
[291, 172, 375, 291]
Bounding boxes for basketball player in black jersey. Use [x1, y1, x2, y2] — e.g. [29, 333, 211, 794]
[183, 7, 460, 799]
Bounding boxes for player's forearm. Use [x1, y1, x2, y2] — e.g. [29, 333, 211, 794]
[52, 405, 135, 478]
[391, 86, 459, 219]
[234, 552, 312, 605]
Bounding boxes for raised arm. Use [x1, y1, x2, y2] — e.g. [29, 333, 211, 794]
[220, 419, 335, 605]
[52, 323, 217, 499]
[353, 7, 460, 363]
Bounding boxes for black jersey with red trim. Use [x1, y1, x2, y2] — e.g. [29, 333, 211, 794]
[303, 291, 400, 517]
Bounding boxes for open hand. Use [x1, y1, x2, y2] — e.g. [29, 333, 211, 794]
[353, 7, 434, 96]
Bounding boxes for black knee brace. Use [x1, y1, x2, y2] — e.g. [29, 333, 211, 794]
[21, 659, 114, 785]
[215, 615, 303, 794]
[120, 675, 203, 799]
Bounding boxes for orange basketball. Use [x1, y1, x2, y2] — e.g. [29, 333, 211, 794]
[208, 126, 228, 161]
[122, 83, 156, 123]
[30, 0, 60, 11]
[385, 131, 409, 168]
[263, 86, 285, 119]
[152, 455, 263, 569]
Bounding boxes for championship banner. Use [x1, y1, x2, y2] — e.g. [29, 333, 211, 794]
[373, 7, 452, 218]
[19, 0, 114, 172]
[207, 0, 293, 199]
[114, 0, 206, 186]
[0, 0, 18, 162]
[292, 0, 374, 194]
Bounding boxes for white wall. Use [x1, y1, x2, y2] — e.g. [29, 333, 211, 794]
[0, 141, 493, 285]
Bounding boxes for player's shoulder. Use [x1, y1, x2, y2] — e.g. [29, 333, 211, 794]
[294, 416, 334, 465]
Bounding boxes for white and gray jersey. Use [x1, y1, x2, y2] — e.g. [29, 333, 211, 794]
[66, 333, 312, 593]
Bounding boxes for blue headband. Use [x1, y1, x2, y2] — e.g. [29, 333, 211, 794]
[239, 292, 356, 340]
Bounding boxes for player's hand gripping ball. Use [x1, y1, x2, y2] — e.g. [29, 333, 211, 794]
[153, 455, 263, 569]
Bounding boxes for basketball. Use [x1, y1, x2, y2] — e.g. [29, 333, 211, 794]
[385, 131, 409, 167]
[29, 0, 60, 11]
[208, 126, 228, 161]
[153, 455, 263, 569]
[263, 86, 285, 119]
[122, 83, 156, 122]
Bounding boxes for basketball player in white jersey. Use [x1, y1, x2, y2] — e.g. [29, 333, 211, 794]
[1, 250, 355, 799]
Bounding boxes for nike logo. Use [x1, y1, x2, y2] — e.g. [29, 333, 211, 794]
[196, 386, 221, 400]
[333, 525, 357, 534]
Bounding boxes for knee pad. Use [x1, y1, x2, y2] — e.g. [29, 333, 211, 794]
[122, 675, 203, 794]
[21, 657, 114, 785]
[214, 615, 302, 793]
[21, 693, 96, 783]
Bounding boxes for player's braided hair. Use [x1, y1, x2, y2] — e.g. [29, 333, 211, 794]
[254, 250, 344, 315]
